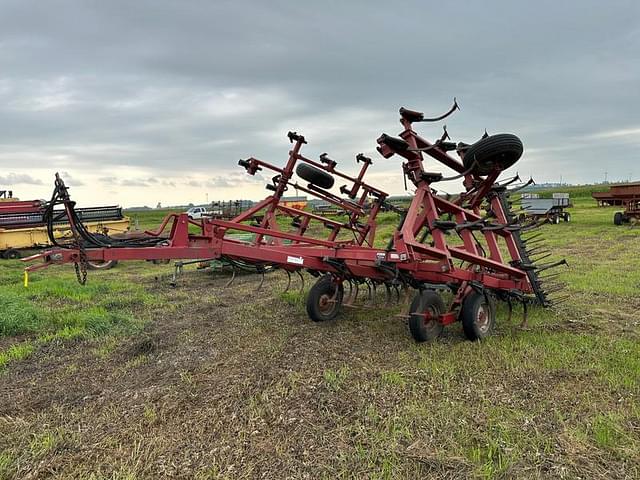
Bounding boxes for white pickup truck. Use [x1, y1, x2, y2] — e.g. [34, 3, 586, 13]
[186, 206, 210, 219]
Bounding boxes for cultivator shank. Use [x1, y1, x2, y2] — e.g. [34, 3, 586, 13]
[25, 101, 566, 341]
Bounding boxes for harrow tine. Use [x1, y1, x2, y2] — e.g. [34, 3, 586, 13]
[506, 297, 513, 323]
[530, 252, 552, 262]
[296, 270, 305, 294]
[522, 239, 546, 249]
[542, 285, 566, 295]
[525, 247, 549, 256]
[549, 294, 571, 306]
[365, 280, 374, 307]
[538, 271, 563, 281]
[283, 270, 292, 293]
[384, 283, 392, 306]
[393, 284, 401, 303]
[536, 259, 569, 273]
[224, 266, 237, 289]
[169, 261, 183, 287]
[520, 300, 529, 329]
[521, 232, 544, 242]
[257, 271, 266, 291]
[344, 281, 359, 307]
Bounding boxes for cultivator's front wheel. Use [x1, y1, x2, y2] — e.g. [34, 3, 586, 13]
[460, 291, 496, 341]
[408, 290, 445, 342]
[306, 275, 344, 322]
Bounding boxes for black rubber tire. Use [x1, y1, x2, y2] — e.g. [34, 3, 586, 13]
[563, 212, 571, 223]
[463, 133, 523, 176]
[614, 212, 623, 226]
[460, 291, 496, 341]
[306, 275, 344, 322]
[408, 290, 445, 342]
[296, 163, 335, 189]
[551, 215, 560, 224]
[2, 249, 21, 260]
[87, 260, 118, 270]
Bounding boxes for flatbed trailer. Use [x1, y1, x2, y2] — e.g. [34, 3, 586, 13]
[520, 193, 571, 224]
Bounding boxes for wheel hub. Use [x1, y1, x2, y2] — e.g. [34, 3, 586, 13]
[475, 303, 490, 333]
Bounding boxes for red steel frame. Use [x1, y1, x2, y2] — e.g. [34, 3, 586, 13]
[25, 114, 537, 324]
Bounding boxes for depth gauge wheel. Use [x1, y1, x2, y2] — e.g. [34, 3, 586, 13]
[563, 212, 571, 222]
[460, 291, 496, 341]
[408, 290, 445, 342]
[306, 275, 344, 322]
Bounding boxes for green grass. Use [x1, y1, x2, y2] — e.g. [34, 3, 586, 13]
[0, 260, 160, 369]
[0, 342, 35, 369]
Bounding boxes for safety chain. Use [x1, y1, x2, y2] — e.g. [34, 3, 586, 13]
[74, 243, 88, 285]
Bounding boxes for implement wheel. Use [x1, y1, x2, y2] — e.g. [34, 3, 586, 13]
[463, 133, 523, 176]
[408, 290, 445, 342]
[87, 260, 118, 270]
[2, 249, 21, 260]
[296, 163, 335, 189]
[306, 275, 344, 322]
[614, 212, 623, 225]
[460, 291, 496, 341]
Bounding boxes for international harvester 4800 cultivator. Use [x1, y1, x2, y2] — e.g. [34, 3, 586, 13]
[25, 101, 566, 342]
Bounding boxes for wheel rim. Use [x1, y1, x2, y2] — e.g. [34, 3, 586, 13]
[318, 292, 336, 315]
[475, 303, 491, 333]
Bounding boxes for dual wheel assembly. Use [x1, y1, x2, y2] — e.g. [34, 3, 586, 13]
[305, 275, 496, 342]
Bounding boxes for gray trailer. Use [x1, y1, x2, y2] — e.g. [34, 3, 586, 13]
[520, 193, 571, 224]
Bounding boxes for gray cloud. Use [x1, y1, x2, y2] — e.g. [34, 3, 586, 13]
[60, 171, 84, 186]
[0, 172, 44, 185]
[0, 0, 639, 201]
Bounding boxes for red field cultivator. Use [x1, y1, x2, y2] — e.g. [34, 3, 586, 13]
[25, 101, 566, 341]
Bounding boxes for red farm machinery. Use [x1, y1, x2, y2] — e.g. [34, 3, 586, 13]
[25, 101, 566, 342]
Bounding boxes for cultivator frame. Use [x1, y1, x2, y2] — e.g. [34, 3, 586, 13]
[25, 101, 566, 341]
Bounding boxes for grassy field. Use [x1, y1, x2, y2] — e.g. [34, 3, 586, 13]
[0, 196, 639, 479]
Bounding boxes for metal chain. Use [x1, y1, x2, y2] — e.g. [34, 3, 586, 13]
[74, 242, 88, 285]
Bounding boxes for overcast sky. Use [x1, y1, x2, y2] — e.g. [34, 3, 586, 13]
[0, 0, 638, 207]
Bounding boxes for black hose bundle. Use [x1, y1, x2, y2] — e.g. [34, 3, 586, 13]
[43, 176, 165, 249]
